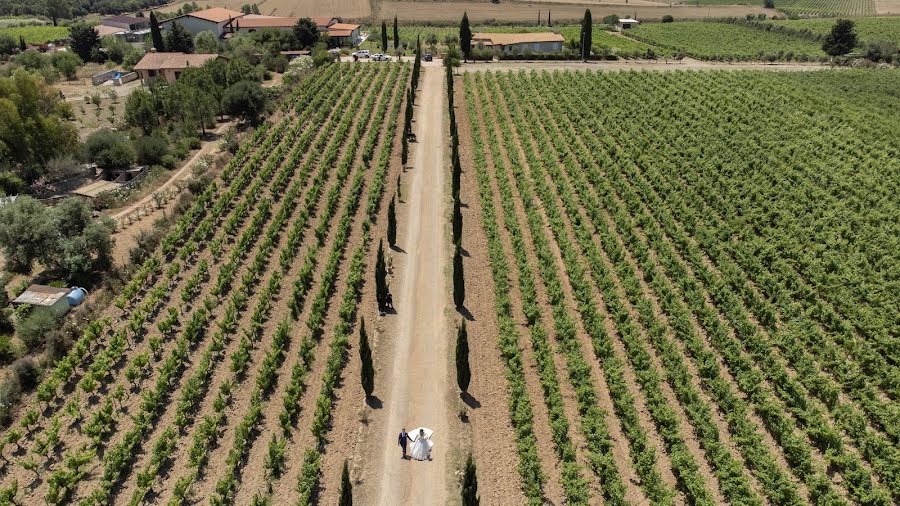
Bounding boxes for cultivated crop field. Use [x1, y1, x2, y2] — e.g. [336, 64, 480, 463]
[0, 62, 408, 504]
[458, 68, 900, 505]
[678, 0, 875, 14]
[769, 15, 900, 43]
[364, 25, 658, 56]
[628, 21, 826, 59]
[0, 25, 68, 44]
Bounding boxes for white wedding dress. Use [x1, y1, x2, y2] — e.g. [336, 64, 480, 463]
[410, 431, 432, 461]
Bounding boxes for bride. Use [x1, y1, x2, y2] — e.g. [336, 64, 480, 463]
[410, 428, 432, 461]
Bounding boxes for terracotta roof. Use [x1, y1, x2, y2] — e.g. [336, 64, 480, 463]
[328, 22, 359, 31]
[472, 32, 565, 46]
[327, 29, 354, 37]
[133, 52, 220, 71]
[310, 16, 338, 28]
[235, 16, 298, 28]
[185, 7, 245, 23]
[94, 25, 125, 37]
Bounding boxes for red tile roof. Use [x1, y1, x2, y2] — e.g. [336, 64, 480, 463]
[133, 52, 221, 71]
[186, 7, 244, 23]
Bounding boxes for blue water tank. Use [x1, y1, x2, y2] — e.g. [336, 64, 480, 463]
[67, 287, 87, 306]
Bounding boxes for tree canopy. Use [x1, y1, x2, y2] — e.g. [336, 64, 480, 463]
[165, 21, 194, 53]
[293, 17, 319, 49]
[68, 22, 100, 62]
[222, 80, 267, 124]
[822, 19, 858, 56]
[150, 11, 164, 52]
[459, 12, 472, 61]
[0, 196, 115, 280]
[84, 128, 136, 171]
[0, 71, 79, 183]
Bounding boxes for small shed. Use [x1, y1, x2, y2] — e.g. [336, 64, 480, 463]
[12, 285, 72, 315]
[616, 18, 640, 31]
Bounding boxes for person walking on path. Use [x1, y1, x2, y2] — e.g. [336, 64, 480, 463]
[399, 428, 410, 459]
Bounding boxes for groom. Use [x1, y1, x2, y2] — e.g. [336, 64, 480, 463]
[398, 428, 410, 459]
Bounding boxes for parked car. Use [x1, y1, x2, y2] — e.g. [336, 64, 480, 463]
[354, 50, 370, 58]
[373, 53, 390, 61]
[423, 53, 433, 62]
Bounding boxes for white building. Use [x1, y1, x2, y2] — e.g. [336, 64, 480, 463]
[160, 7, 245, 38]
[471, 32, 565, 54]
[615, 18, 640, 31]
[12, 285, 72, 316]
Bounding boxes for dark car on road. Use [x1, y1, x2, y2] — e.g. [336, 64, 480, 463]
[423, 53, 433, 62]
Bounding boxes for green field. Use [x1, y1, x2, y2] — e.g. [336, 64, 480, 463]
[628, 21, 826, 59]
[769, 16, 900, 43]
[362, 24, 658, 56]
[0, 25, 68, 44]
[464, 66, 900, 505]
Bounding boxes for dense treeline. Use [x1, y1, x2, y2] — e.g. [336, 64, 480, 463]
[0, 0, 168, 18]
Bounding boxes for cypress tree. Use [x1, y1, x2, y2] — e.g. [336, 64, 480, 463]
[393, 15, 399, 51]
[381, 20, 388, 51]
[548, 9, 551, 27]
[456, 320, 470, 393]
[359, 317, 374, 398]
[396, 174, 402, 201]
[375, 240, 387, 308]
[339, 460, 352, 506]
[401, 132, 409, 166]
[452, 197, 462, 245]
[150, 11, 164, 52]
[387, 196, 397, 247]
[459, 12, 471, 62]
[18, 36, 25, 51]
[581, 9, 592, 61]
[461, 454, 479, 505]
[453, 243, 464, 309]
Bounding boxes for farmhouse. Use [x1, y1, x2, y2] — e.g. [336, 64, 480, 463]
[133, 52, 223, 84]
[326, 22, 362, 47]
[471, 32, 565, 54]
[160, 7, 245, 38]
[615, 18, 640, 31]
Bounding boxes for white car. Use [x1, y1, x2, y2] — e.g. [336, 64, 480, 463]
[354, 50, 370, 58]
[372, 53, 390, 61]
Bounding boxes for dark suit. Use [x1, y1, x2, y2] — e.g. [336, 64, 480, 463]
[398, 431, 410, 458]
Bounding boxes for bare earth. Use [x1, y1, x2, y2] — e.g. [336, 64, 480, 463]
[874, 0, 900, 12]
[373, 65, 454, 505]
[375, 1, 769, 22]
[159, 0, 371, 17]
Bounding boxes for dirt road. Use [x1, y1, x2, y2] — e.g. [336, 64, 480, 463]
[374, 64, 452, 505]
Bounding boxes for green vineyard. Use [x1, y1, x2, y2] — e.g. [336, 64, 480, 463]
[628, 21, 827, 60]
[0, 62, 409, 504]
[459, 68, 900, 505]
